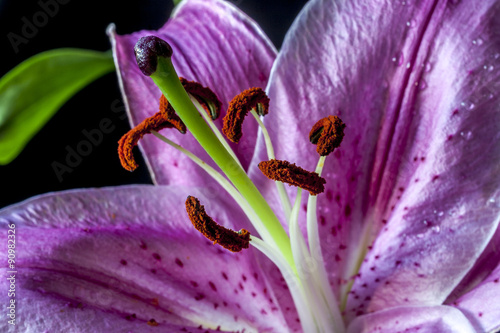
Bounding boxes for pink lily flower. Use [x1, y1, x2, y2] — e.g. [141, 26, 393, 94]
[1, 0, 499, 332]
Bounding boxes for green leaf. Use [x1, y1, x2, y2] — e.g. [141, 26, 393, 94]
[0, 48, 115, 165]
[173, 0, 182, 6]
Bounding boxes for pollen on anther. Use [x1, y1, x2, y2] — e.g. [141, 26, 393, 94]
[222, 87, 269, 143]
[180, 77, 222, 120]
[118, 109, 185, 172]
[185, 196, 250, 252]
[309, 115, 346, 156]
[258, 159, 326, 195]
[159, 94, 187, 131]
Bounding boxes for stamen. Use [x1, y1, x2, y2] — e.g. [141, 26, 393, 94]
[258, 159, 326, 196]
[309, 115, 346, 156]
[180, 77, 222, 120]
[159, 77, 221, 127]
[222, 87, 269, 143]
[118, 111, 184, 171]
[135, 35, 294, 267]
[159, 94, 186, 133]
[185, 196, 250, 252]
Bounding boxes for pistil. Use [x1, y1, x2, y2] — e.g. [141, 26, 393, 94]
[126, 35, 353, 333]
[134, 36, 294, 268]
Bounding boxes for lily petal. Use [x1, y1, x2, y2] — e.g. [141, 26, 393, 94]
[452, 260, 500, 332]
[257, 0, 500, 318]
[347, 305, 476, 333]
[0, 283, 234, 333]
[109, 0, 276, 186]
[0, 186, 289, 332]
[446, 224, 500, 304]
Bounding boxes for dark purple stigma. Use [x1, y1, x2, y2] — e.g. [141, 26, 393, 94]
[134, 36, 173, 76]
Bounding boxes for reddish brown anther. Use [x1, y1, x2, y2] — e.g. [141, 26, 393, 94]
[118, 111, 185, 172]
[180, 77, 222, 120]
[258, 159, 326, 195]
[117, 77, 220, 172]
[159, 94, 186, 130]
[222, 87, 270, 143]
[185, 196, 250, 252]
[309, 115, 346, 156]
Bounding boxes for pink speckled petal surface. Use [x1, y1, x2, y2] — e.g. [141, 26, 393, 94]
[249, 0, 500, 323]
[0, 186, 291, 332]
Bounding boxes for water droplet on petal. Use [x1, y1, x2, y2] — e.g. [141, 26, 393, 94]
[432, 226, 441, 233]
[425, 62, 432, 72]
[419, 80, 427, 90]
[406, 19, 416, 28]
[460, 131, 473, 140]
[392, 52, 404, 66]
[406, 62, 411, 69]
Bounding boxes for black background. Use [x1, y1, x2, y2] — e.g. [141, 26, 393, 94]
[0, 0, 308, 208]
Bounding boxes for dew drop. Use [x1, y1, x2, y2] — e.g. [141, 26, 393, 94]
[431, 226, 441, 233]
[425, 62, 432, 72]
[406, 62, 411, 69]
[419, 80, 427, 90]
[488, 198, 500, 208]
[392, 52, 404, 66]
[460, 131, 473, 140]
